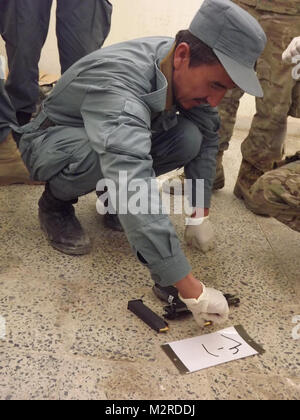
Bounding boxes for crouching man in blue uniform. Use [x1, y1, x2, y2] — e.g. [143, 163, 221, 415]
[19, 0, 266, 326]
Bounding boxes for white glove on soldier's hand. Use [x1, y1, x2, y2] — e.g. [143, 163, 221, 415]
[282, 37, 300, 63]
[184, 216, 215, 253]
[179, 283, 229, 326]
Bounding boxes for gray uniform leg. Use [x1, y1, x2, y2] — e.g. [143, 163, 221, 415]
[56, 0, 113, 73]
[0, 0, 52, 116]
[0, 0, 112, 117]
[20, 116, 202, 201]
[0, 80, 18, 143]
[151, 116, 202, 176]
[20, 116, 201, 254]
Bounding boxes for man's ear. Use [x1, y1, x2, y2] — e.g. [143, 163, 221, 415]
[173, 42, 191, 69]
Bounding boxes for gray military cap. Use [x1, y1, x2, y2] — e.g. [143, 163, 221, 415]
[189, 0, 267, 97]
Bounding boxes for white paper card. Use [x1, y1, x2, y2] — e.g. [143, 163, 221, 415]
[164, 326, 261, 373]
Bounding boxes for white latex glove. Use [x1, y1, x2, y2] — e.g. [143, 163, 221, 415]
[282, 37, 300, 63]
[184, 216, 215, 253]
[179, 282, 229, 326]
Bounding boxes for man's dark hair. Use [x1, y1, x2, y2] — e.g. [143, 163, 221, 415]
[175, 30, 220, 67]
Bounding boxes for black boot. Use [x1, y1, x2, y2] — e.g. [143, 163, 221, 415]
[96, 187, 124, 232]
[103, 213, 124, 232]
[16, 111, 32, 126]
[38, 184, 91, 255]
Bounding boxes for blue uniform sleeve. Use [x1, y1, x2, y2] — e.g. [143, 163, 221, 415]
[81, 86, 191, 286]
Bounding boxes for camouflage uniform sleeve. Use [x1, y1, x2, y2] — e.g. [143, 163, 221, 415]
[237, 0, 300, 15]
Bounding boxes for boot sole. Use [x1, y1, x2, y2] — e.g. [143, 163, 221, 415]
[40, 221, 91, 255]
[50, 241, 92, 256]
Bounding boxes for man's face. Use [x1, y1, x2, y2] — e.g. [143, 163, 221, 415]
[173, 43, 236, 110]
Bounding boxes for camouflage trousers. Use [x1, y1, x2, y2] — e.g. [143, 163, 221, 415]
[218, 2, 300, 172]
[250, 159, 300, 232]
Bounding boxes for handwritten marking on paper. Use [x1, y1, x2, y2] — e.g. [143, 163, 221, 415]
[166, 326, 260, 373]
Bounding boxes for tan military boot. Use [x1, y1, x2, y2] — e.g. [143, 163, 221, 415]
[0, 132, 41, 186]
[234, 159, 269, 216]
[213, 151, 225, 190]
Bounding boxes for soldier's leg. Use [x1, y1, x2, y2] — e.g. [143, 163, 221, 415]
[0, 0, 52, 124]
[215, 87, 244, 189]
[250, 160, 300, 232]
[56, 0, 112, 73]
[235, 13, 300, 203]
[218, 87, 244, 155]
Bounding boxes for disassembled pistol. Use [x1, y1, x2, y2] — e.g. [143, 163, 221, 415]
[128, 284, 240, 332]
[152, 283, 240, 324]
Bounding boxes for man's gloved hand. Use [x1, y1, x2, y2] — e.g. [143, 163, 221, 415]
[184, 216, 215, 253]
[282, 37, 300, 63]
[179, 282, 229, 326]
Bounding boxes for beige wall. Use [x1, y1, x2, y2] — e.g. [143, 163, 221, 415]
[41, 0, 255, 123]
[0, 0, 256, 122]
[8, 0, 203, 76]
[38, 0, 203, 75]
[2, 0, 298, 132]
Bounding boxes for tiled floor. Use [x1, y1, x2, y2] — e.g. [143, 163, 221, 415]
[0, 129, 299, 400]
